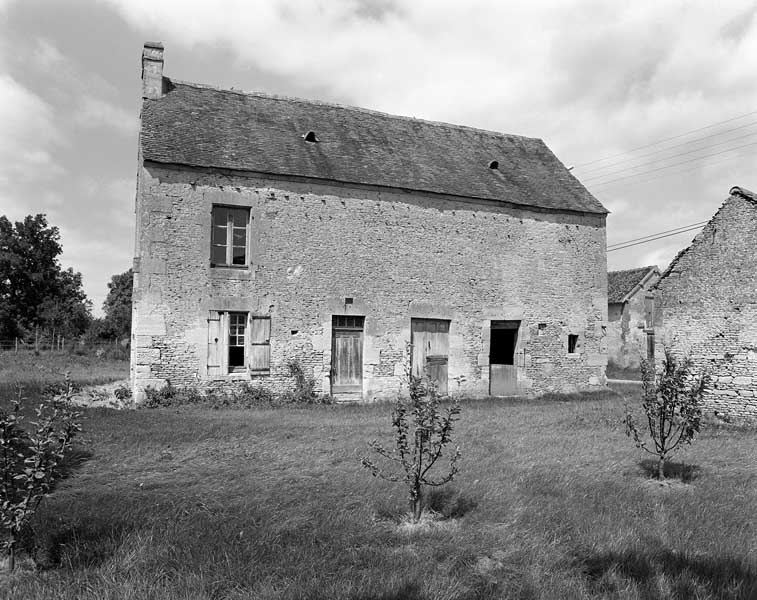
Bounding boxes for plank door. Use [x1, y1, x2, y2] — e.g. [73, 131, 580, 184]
[411, 318, 450, 395]
[331, 315, 364, 393]
[490, 320, 520, 396]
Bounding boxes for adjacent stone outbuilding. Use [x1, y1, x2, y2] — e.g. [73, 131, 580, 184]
[653, 186, 757, 418]
[131, 43, 609, 402]
[607, 266, 659, 370]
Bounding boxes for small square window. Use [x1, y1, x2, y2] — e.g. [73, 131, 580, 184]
[537, 323, 547, 336]
[211, 206, 250, 267]
[567, 334, 579, 354]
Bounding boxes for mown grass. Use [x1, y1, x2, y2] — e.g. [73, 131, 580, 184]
[1, 367, 755, 599]
[0, 350, 129, 391]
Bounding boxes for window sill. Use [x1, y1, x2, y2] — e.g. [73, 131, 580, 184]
[210, 267, 254, 281]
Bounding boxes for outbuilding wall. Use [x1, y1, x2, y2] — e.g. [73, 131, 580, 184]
[131, 163, 608, 402]
[654, 191, 757, 417]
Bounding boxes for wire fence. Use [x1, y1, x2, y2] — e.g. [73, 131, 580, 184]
[0, 337, 128, 354]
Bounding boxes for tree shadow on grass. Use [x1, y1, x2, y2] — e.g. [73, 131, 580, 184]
[580, 548, 757, 599]
[425, 487, 479, 519]
[350, 582, 422, 600]
[56, 444, 94, 480]
[638, 459, 702, 483]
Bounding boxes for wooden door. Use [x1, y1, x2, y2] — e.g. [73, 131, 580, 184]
[489, 320, 520, 396]
[331, 316, 364, 393]
[411, 318, 450, 395]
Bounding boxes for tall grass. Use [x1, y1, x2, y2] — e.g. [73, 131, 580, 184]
[1, 379, 755, 598]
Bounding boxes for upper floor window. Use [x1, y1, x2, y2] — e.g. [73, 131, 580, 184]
[211, 206, 249, 267]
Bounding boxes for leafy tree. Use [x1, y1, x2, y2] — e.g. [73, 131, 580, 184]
[96, 268, 133, 340]
[38, 268, 92, 339]
[624, 349, 709, 479]
[0, 214, 91, 339]
[362, 366, 461, 522]
[0, 380, 81, 572]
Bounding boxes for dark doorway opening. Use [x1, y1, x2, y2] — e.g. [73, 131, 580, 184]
[490, 320, 520, 396]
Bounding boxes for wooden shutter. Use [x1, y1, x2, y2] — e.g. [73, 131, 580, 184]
[207, 311, 222, 376]
[249, 316, 271, 373]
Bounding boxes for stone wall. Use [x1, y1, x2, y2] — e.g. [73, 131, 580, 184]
[654, 190, 757, 418]
[607, 276, 658, 370]
[131, 163, 608, 402]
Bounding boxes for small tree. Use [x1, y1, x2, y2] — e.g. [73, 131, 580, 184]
[362, 366, 461, 522]
[0, 379, 81, 571]
[624, 348, 708, 479]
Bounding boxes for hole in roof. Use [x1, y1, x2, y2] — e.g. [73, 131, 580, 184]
[488, 160, 499, 169]
[303, 131, 318, 143]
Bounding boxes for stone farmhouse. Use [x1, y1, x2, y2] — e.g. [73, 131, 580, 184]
[607, 265, 659, 370]
[653, 186, 757, 417]
[131, 43, 609, 402]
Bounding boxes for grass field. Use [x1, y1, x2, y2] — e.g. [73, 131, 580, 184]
[1, 363, 756, 599]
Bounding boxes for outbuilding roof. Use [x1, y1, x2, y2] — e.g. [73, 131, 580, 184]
[140, 80, 607, 215]
[607, 265, 659, 303]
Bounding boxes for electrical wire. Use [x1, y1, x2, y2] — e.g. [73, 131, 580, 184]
[584, 141, 757, 190]
[608, 224, 706, 253]
[587, 151, 743, 192]
[607, 221, 709, 250]
[573, 110, 757, 168]
[578, 127, 757, 181]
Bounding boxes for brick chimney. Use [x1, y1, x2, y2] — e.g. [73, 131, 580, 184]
[142, 42, 164, 100]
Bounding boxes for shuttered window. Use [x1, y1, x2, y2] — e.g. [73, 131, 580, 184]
[206, 312, 271, 376]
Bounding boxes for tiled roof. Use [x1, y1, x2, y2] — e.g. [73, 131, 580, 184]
[608, 266, 659, 303]
[140, 80, 607, 215]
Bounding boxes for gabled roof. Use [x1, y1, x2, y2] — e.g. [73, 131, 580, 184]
[656, 186, 757, 285]
[608, 265, 660, 303]
[140, 80, 607, 215]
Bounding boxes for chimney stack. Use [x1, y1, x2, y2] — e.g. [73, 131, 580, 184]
[142, 42, 164, 100]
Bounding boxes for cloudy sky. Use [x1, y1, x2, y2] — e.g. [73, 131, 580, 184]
[1, 0, 755, 315]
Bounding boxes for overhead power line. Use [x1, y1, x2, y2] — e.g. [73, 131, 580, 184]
[577, 124, 757, 179]
[607, 221, 708, 250]
[607, 225, 702, 252]
[573, 109, 757, 168]
[586, 141, 757, 190]
[587, 151, 742, 193]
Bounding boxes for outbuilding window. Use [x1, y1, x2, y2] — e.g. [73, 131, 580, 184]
[567, 334, 579, 354]
[211, 206, 249, 267]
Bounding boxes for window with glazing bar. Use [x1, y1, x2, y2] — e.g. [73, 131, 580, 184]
[211, 206, 249, 267]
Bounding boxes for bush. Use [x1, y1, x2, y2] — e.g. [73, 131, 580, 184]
[624, 348, 709, 480]
[0, 379, 81, 572]
[282, 360, 332, 404]
[140, 373, 332, 410]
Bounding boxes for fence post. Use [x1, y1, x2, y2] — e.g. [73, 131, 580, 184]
[15, 338, 18, 354]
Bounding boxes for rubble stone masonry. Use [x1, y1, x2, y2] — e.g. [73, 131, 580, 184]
[131, 163, 608, 402]
[654, 188, 757, 418]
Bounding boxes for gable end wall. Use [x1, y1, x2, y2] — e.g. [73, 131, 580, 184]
[655, 194, 757, 417]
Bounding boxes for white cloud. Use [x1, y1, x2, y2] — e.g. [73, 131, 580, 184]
[76, 97, 138, 135]
[0, 74, 65, 189]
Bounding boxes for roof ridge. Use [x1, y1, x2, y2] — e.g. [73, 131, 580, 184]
[730, 186, 757, 202]
[166, 77, 540, 142]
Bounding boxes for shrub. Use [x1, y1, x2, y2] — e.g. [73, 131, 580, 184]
[0, 378, 81, 572]
[362, 369, 461, 522]
[113, 384, 132, 401]
[282, 360, 333, 405]
[624, 348, 709, 479]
